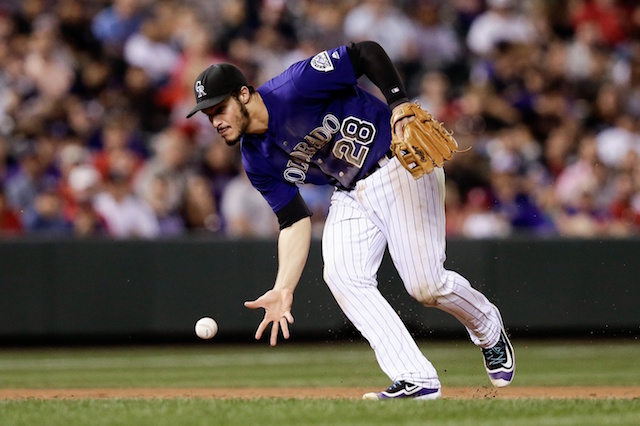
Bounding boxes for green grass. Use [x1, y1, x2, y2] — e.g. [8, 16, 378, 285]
[1, 339, 639, 388]
[1, 398, 639, 426]
[0, 339, 639, 425]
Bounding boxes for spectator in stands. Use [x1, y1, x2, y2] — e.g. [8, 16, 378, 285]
[212, 0, 255, 55]
[182, 173, 220, 234]
[443, 180, 466, 237]
[466, 0, 538, 58]
[555, 181, 611, 237]
[198, 137, 240, 230]
[291, 0, 347, 52]
[414, 71, 454, 122]
[65, 163, 107, 237]
[4, 139, 52, 218]
[461, 187, 511, 238]
[0, 185, 22, 236]
[570, 0, 629, 48]
[280, 29, 325, 71]
[123, 4, 179, 87]
[22, 183, 72, 235]
[57, 143, 90, 210]
[23, 13, 74, 102]
[122, 65, 170, 134]
[565, 18, 604, 83]
[591, 82, 625, 131]
[220, 167, 278, 239]
[608, 170, 640, 235]
[251, 2, 298, 84]
[595, 114, 640, 169]
[90, 111, 146, 181]
[540, 122, 578, 179]
[412, 0, 463, 74]
[157, 15, 226, 120]
[91, 0, 144, 58]
[93, 154, 159, 239]
[343, 0, 417, 64]
[134, 127, 192, 236]
[55, 0, 101, 56]
[0, 136, 12, 187]
[555, 135, 601, 207]
[491, 170, 556, 235]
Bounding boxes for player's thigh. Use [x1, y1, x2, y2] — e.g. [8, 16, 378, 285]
[322, 190, 386, 287]
[385, 168, 448, 295]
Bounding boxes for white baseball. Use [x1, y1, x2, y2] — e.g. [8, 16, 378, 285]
[195, 317, 218, 339]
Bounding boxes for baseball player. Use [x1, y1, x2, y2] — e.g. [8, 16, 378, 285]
[186, 40, 514, 400]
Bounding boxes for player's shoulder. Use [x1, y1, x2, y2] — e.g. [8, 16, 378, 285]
[298, 45, 350, 78]
[257, 64, 300, 104]
[259, 44, 355, 105]
[261, 44, 350, 88]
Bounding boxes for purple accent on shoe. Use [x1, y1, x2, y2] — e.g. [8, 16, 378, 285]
[489, 370, 514, 382]
[363, 381, 442, 400]
[379, 387, 440, 399]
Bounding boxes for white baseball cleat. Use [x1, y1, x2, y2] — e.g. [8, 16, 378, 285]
[481, 330, 515, 387]
[362, 380, 442, 400]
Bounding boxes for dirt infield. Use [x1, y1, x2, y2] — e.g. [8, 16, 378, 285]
[2, 387, 640, 400]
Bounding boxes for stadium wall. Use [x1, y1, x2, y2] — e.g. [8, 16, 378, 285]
[0, 238, 638, 343]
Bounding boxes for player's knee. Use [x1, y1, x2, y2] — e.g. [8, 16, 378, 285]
[322, 266, 352, 308]
[407, 278, 451, 306]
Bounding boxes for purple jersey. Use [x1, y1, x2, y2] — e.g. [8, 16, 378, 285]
[241, 45, 393, 213]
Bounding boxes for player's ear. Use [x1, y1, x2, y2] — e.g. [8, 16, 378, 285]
[238, 86, 251, 104]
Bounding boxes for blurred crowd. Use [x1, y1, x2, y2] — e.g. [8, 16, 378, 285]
[1, 0, 640, 240]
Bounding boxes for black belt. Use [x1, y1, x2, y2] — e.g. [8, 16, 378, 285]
[362, 149, 394, 179]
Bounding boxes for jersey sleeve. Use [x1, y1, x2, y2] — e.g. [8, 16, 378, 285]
[245, 169, 299, 214]
[286, 45, 359, 99]
[242, 148, 299, 214]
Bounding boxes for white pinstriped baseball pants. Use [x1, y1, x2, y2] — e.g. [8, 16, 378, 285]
[322, 157, 504, 389]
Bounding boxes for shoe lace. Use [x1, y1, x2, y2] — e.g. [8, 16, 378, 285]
[482, 341, 507, 368]
[386, 381, 407, 392]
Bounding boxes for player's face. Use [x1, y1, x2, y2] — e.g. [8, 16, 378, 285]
[203, 96, 249, 146]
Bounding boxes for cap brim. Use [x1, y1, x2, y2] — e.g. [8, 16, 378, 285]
[185, 95, 228, 118]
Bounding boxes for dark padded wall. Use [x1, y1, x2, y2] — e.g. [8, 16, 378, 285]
[1, 238, 638, 342]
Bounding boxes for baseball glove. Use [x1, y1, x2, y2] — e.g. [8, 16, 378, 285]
[390, 102, 468, 179]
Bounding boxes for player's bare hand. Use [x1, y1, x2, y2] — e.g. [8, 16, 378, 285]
[244, 289, 294, 346]
[391, 102, 415, 140]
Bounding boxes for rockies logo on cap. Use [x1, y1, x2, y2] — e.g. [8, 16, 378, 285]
[195, 81, 207, 98]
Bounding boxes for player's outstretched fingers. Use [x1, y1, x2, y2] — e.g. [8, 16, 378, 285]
[254, 319, 268, 341]
[280, 317, 290, 340]
[270, 321, 280, 346]
[284, 311, 294, 324]
[244, 299, 259, 309]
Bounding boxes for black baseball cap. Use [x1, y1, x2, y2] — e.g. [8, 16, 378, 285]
[186, 63, 248, 118]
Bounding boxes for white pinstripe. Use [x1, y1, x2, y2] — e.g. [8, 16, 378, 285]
[322, 157, 504, 388]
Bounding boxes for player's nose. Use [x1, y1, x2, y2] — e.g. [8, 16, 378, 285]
[210, 115, 222, 128]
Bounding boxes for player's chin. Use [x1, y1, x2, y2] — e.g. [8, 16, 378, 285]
[220, 129, 241, 146]
[224, 135, 241, 146]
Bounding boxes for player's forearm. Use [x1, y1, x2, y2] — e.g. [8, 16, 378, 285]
[273, 216, 312, 293]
